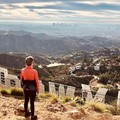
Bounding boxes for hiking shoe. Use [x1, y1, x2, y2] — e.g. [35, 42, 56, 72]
[31, 115, 37, 120]
[25, 112, 30, 118]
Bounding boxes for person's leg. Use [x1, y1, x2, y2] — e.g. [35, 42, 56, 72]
[30, 90, 36, 117]
[24, 90, 30, 116]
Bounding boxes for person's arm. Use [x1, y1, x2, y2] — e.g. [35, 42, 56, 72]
[35, 70, 40, 93]
[20, 70, 24, 88]
[20, 71, 22, 80]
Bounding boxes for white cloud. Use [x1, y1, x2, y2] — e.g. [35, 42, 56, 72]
[13, 1, 62, 7]
[76, 0, 120, 5]
[0, 0, 120, 23]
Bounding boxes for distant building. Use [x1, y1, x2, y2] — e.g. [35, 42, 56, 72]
[94, 63, 100, 71]
[46, 63, 65, 68]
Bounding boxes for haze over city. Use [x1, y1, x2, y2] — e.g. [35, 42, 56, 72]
[0, 0, 120, 36]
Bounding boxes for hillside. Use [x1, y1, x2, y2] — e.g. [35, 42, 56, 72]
[0, 53, 51, 77]
[0, 94, 120, 120]
[0, 53, 50, 69]
[0, 30, 120, 56]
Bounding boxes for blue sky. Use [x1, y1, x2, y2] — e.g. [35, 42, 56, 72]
[0, 0, 120, 23]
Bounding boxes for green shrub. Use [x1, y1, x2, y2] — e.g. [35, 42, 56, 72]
[98, 73, 110, 85]
[62, 96, 72, 103]
[74, 96, 85, 105]
[0, 89, 11, 95]
[106, 88, 119, 98]
[11, 88, 23, 96]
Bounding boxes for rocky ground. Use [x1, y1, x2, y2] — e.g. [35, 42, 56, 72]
[0, 95, 120, 120]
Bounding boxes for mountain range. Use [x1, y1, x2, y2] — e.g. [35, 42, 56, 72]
[0, 30, 120, 56]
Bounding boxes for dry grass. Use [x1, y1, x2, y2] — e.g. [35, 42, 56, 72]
[62, 96, 72, 103]
[50, 97, 59, 104]
[86, 102, 107, 113]
[69, 101, 77, 107]
[107, 100, 120, 115]
[39, 92, 57, 99]
[1, 88, 120, 115]
[73, 96, 85, 105]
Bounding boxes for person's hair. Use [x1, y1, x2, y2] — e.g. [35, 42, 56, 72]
[25, 56, 34, 66]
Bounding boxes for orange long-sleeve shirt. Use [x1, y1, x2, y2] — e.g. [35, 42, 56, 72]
[20, 66, 40, 92]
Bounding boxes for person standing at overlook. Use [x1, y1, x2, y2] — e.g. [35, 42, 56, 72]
[20, 56, 40, 120]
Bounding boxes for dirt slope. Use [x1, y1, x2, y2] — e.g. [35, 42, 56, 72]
[0, 95, 120, 120]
